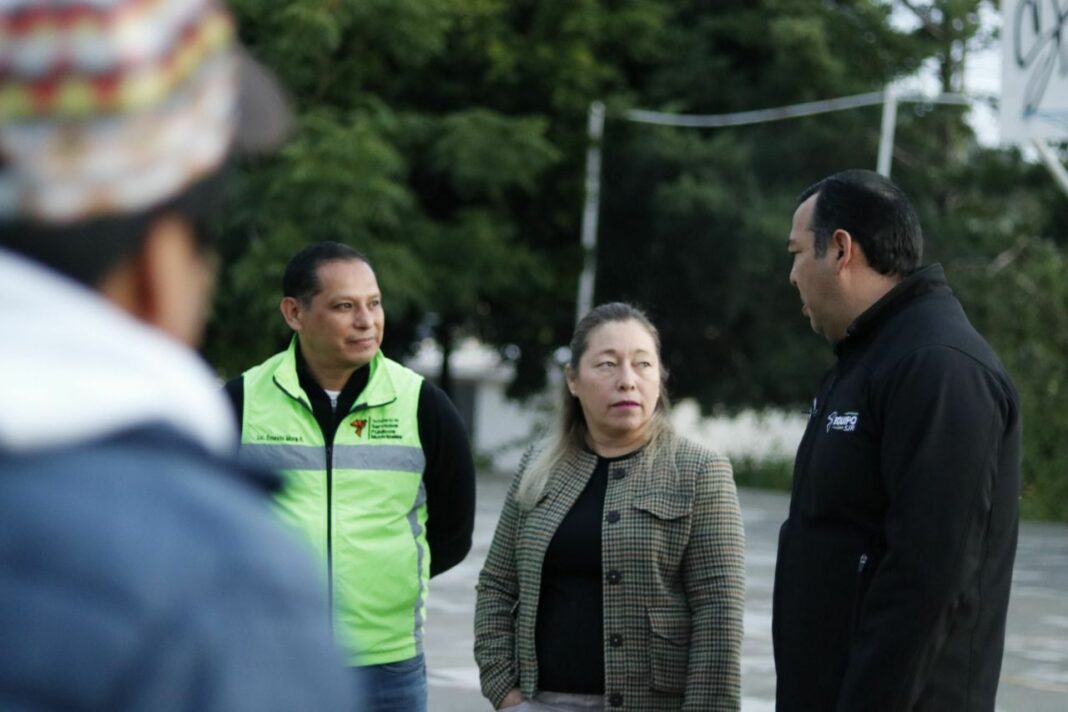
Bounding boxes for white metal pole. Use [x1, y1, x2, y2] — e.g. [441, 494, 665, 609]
[877, 86, 898, 177]
[1031, 139, 1068, 199]
[576, 100, 606, 326]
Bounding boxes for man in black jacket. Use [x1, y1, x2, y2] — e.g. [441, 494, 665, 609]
[774, 169, 1020, 712]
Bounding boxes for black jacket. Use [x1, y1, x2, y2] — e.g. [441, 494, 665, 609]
[773, 265, 1021, 712]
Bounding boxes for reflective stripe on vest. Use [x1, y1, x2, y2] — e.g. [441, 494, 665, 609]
[239, 443, 426, 473]
[239, 341, 427, 666]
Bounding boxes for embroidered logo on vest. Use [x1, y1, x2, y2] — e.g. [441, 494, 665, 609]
[351, 418, 368, 437]
[368, 417, 403, 440]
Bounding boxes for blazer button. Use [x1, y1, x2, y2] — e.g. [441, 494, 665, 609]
[609, 633, 624, 647]
[609, 692, 624, 707]
[611, 468, 626, 480]
[606, 510, 621, 524]
[606, 569, 622, 584]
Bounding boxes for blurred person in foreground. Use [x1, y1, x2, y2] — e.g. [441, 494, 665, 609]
[224, 241, 476, 712]
[0, 1, 355, 709]
[474, 302, 745, 712]
[775, 169, 1021, 711]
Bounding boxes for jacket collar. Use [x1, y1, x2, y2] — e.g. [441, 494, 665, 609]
[835, 263, 951, 357]
[543, 437, 684, 503]
[270, 337, 397, 411]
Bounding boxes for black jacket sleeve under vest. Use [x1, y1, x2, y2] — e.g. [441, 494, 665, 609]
[417, 379, 476, 577]
[222, 374, 475, 578]
[836, 346, 1020, 711]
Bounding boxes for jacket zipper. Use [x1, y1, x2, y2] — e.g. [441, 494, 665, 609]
[851, 553, 869, 641]
[791, 369, 839, 501]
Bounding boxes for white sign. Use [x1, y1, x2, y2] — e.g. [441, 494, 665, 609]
[1002, 0, 1068, 143]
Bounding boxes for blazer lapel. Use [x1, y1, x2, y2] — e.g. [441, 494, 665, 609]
[524, 448, 598, 564]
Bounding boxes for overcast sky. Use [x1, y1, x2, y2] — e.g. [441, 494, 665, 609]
[890, 2, 1002, 146]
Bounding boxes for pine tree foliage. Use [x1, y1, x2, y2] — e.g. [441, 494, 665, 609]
[205, 0, 1068, 518]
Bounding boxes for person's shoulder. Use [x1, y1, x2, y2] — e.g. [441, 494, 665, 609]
[379, 353, 423, 381]
[664, 435, 734, 495]
[377, 355, 428, 404]
[873, 309, 1017, 401]
[415, 375, 461, 418]
[671, 434, 729, 470]
[417, 374, 444, 399]
[240, 347, 296, 382]
[880, 289, 1007, 375]
[1, 425, 323, 613]
[0, 426, 343, 709]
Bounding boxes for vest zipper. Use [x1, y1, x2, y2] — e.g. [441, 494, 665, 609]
[325, 441, 334, 617]
[327, 403, 367, 626]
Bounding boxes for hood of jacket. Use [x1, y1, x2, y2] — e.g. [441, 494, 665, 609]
[0, 249, 235, 455]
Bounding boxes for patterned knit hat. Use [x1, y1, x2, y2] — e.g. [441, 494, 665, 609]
[0, 0, 290, 223]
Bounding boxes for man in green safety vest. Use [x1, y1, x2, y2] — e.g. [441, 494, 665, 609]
[225, 241, 476, 712]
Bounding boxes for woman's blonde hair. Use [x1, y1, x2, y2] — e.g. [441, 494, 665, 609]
[515, 302, 675, 509]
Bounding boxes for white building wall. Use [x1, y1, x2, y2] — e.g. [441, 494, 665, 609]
[407, 339, 807, 474]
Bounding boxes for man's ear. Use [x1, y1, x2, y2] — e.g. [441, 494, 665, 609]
[97, 214, 214, 345]
[831, 228, 856, 274]
[280, 296, 303, 332]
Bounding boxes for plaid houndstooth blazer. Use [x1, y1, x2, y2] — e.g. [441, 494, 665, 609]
[474, 436, 745, 711]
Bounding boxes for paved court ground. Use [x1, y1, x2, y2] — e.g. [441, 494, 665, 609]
[425, 473, 1068, 711]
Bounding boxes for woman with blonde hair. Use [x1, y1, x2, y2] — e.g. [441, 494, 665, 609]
[474, 302, 745, 711]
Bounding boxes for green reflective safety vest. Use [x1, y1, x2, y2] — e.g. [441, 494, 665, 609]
[239, 339, 428, 666]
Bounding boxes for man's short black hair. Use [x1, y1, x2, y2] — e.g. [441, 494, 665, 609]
[0, 168, 228, 287]
[283, 242, 370, 305]
[798, 169, 923, 276]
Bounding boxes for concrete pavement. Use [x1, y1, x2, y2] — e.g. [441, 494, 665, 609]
[425, 473, 1068, 711]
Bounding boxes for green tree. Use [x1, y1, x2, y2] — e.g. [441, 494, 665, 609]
[595, 0, 926, 407]
[208, 0, 667, 397]
[589, 0, 1067, 518]
[205, 1, 1068, 519]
